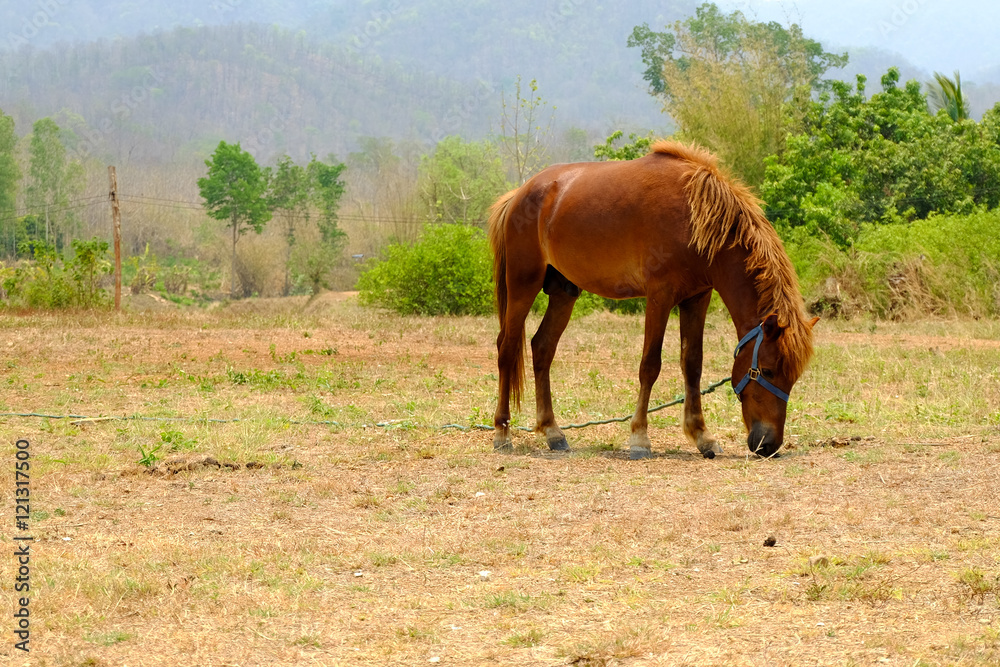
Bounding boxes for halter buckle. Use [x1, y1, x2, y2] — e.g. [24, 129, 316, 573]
[749, 368, 760, 381]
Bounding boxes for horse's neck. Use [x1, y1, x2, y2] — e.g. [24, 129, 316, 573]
[709, 245, 762, 339]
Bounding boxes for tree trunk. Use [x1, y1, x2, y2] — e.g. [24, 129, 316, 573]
[230, 215, 238, 299]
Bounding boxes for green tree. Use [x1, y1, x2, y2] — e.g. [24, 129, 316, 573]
[307, 155, 347, 245]
[267, 155, 309, 295]
[761, 69, 1000, 248]
[295, 155, 348, 295]
[26, 118, 83, 253]
[628, 3, 847, 186]
[418, 136, 508, 226]
[0, 109, 19, 257]
[593, 130, 654, 162]
[197, 140, 271, 298]
[926, 71, 970, 122]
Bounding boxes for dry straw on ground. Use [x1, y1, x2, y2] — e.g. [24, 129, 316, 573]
[0, 295, 998, 666]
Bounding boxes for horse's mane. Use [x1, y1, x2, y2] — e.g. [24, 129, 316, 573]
[650, 140, 814, 378]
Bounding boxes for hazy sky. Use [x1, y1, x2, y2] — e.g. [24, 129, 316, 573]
[719, 0, 1000, 79]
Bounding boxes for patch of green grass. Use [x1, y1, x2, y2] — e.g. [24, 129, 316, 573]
[842, 448, 885, 466]
[368, 552, 399, 567]
[85, 630, 133, 646]
[957, 568, 999, 601]
[504, 628, 543, 648]
[794, 551, 898, 603]
[293, 634, 321, 648]
[482, 590, 547, 611]
[561, 563, 602, 582]
[396, 624, 437, 643]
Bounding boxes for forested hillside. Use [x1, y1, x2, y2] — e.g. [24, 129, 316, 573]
[0, 24, 493, 164]
[0, 1, 708, 163]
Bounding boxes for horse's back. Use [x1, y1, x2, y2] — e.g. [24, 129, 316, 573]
[509, 153, 702, 300]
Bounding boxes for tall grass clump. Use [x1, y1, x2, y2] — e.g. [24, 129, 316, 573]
[357, 224, 493, 315]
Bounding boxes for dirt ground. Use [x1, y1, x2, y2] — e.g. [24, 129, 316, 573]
[1, 295, 998, 666]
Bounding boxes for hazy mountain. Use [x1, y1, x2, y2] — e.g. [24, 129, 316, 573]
[1, 0, 997, 165]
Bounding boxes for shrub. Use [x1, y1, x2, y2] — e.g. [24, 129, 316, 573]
[357, 224, 493, 315]
[0, 237, 112, 309]
[785, 209, 1000, 319]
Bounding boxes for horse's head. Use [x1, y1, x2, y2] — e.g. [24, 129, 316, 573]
[732, 313, 818, 457]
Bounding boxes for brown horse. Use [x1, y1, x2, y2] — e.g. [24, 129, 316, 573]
[488, 141, 818, 459]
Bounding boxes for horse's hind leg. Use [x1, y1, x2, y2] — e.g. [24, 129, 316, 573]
[679, 292, 723, 458]
[494, 282, 542, 453]
[531, 281, 578, 450]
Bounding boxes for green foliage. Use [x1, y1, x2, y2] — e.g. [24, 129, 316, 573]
[127, 244, 158, 295]
[593, 131, 654, 162]
[763, 69, 1000, 247]
[137, 442, 163, 468]
[69, 238, 113, 307]
[306, 156, 347, 246]
[418, 136, 508, 225]
[1, 237, 112, 309]
[293, 155, 348, 295]
[199, 141, 271, 236]
[267, 153, 348, 295]
[357, 224, 493, 316]
[927, 71, 970, 122]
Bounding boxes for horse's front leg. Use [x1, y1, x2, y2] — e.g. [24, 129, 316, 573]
[531, 287, 577, 450]
[628, 297, 671, 459]
[679, 292, 723, 458]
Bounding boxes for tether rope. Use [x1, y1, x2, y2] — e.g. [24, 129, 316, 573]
[0, 377, 733, 433]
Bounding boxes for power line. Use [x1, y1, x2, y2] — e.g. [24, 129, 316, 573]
[0, 198, 107, 226]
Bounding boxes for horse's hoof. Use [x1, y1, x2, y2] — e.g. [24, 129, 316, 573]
[698, 440, 723, 458]
[493, 440, 513, 454]
[629, 445, 654, 460]
[547, 436, 570, 451]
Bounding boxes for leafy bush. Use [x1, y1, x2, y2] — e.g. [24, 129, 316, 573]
[763, 68, 1000, 247]
[0, 237, 112, 309]
[357, 224, 493, 315]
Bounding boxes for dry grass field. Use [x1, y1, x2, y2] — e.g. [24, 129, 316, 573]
[1, 293, 999, 666]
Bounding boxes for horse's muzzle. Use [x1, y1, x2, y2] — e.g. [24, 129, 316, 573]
[747, 422, 781, 458]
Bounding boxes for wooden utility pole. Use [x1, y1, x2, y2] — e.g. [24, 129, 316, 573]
[108, 166, 122, 311]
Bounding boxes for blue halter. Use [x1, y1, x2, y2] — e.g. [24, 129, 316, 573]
[732, 323, 789, 402]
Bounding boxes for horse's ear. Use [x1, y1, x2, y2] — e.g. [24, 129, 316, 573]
[762, 312, 781, 340]
[808, 316, 820, 329]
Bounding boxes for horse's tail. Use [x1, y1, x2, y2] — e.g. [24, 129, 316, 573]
[488, 187, 525, 409]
